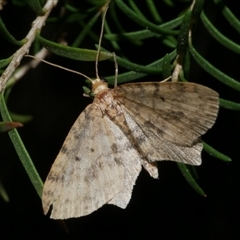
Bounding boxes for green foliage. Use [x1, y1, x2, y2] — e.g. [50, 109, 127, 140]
[0, 0, 238, 218]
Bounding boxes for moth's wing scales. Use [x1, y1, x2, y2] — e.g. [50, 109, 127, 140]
[140, 160, 159, 179]
[42, 104, 131, 219]
[121, 106, 203, 165]
[113, 82, 219, 165]
[103, 116, 142, 208]
[114, 82, 219, 146]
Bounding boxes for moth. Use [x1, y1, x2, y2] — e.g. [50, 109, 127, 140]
[41, 1, 219, 220]
[42, 77, 219, 219]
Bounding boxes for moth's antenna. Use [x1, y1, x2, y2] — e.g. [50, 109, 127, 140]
[25, 55, 93, 82]
[95, 1, 110, 80]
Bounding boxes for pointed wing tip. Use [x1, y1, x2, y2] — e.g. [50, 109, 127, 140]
[42, 199, 51, 216]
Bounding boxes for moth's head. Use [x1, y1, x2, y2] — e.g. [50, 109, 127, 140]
[92, 77, 108, 95]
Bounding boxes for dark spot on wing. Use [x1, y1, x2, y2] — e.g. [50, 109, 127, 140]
[47, 174, 58, 182]
[65, 198, 70, 204]
[114, 157, 122, 166]
[178, 82, 187, 91]
[75, 156, 81, 161]
[83, 195, 92, 203]
[136, 134, 147, 145]
[61, 145, 68, 154]
[91, 148, 94, 152]
[74, 131, 80, 139]
[46, 190, 53, 197]
[152, 83, 161, 97]
[142, 120, 165, 138]
[156, 127, 165, 137]
[111, 143, 118, 154]
[84, 165, 99, 183]
[167, 110, 184, 121]
[98, 161, 105, 169]
[144, 120, 152, 128]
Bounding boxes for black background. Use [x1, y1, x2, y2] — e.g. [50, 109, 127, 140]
[0, 1, 240, 239]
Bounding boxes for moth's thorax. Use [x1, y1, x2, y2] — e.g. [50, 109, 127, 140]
[94, 88, 123, 121]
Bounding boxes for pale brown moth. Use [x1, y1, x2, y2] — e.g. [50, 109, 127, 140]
[42, 3, 219, 219]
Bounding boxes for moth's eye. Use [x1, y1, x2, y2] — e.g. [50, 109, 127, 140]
[100, 77, 107, 82]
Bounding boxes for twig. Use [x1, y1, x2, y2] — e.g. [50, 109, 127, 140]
[0, 0, 6, 11]
[172, 0, 195, 82]
[7, 48, 49, 88]
[0, 0, 58, 92]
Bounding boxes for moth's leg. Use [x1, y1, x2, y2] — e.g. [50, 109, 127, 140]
[113, 52, 118, 89]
